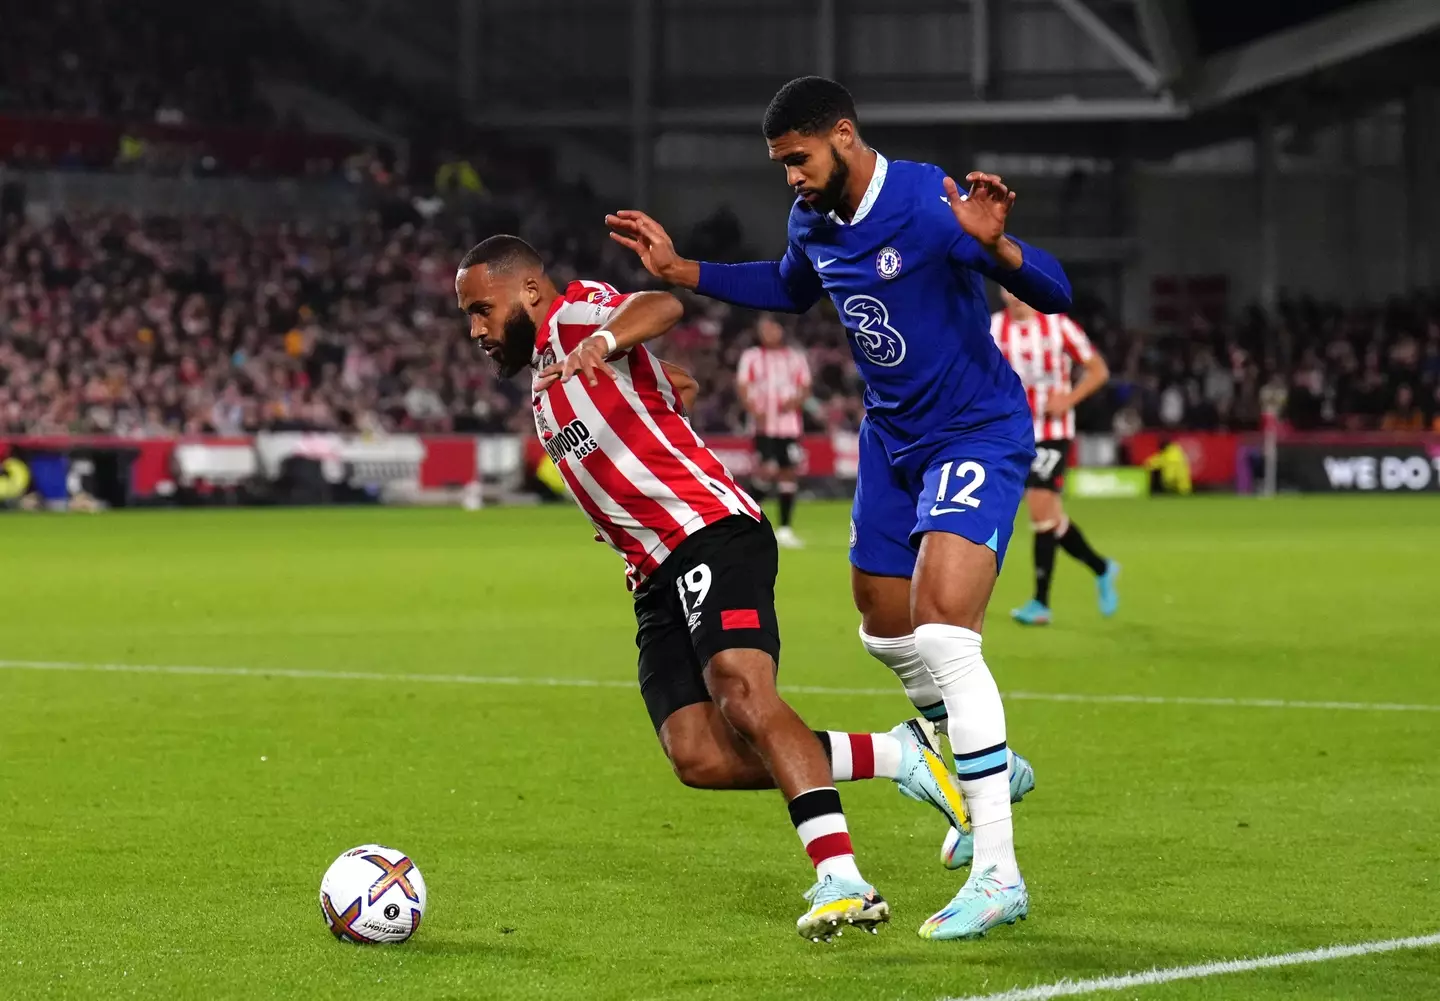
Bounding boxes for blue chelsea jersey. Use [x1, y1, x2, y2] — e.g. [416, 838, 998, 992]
[786, 156, 1059, 464]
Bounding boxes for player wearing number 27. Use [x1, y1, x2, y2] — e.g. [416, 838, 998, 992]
[992, 288, 1121, 626]
[608, 77, 1070, 939]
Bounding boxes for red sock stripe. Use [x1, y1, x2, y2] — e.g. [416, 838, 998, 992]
[804, 830, 855, 867]
[847, 733, 875, 780]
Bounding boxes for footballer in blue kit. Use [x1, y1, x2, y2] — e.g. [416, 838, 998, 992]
[608, 76, 1069, 941]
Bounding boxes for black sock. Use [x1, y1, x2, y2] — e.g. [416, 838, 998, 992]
[813, 730, 832, 761]
[1057, 521, 1108, 575]
[750, 480, 770, 504]
[1034, 529, 1057, 605]
[778, 486, 796, 528]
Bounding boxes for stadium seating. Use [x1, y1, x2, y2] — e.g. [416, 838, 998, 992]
[2, 197, 1438, 438]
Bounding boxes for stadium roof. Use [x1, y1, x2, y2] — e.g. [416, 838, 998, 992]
[272, 0, 1440, 159]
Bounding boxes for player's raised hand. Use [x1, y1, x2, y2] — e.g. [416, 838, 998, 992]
[605, 211, 699, 288]
[606, 211, 678, 276]
[535, 334, 617, 391]
[944, 173, 1017, 251]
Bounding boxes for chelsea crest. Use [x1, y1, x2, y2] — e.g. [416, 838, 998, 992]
[875, 246, 902, 280]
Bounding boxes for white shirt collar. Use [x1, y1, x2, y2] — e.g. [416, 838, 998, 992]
[828, 151, 887, 226]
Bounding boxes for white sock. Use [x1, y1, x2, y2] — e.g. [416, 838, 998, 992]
[790, 788, 865, 883]
[860, 628, 949, 736]
[913, 622, 1020, 883]
[822, 731, 904, 781]
[816, 852, 864, 884]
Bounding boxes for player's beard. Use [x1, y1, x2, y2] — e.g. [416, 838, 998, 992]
[804, 145, 851, 216]
[493, 304, 537, 379]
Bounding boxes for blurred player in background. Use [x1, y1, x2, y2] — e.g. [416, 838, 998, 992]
[608, 76, 1064, 940]
[736, 314, 811, 548]
[992, 288, 1120, 625]
[456, 235, 966, 941]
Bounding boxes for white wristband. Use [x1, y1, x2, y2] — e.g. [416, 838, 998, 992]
[595, 329, 618, 354]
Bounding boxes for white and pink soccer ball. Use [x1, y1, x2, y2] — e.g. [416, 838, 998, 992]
[319, 844, 427, 944]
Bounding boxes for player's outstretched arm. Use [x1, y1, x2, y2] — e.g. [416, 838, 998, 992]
[944, 173, 1073, 314]
[536, 291, 683, 389]
[607, 210, 820, 314]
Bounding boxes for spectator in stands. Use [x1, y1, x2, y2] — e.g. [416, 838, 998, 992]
[1382, 384, 1426, 431]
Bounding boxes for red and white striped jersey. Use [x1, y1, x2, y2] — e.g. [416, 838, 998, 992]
[990, 310, 1096, 441]
[736, 346, 811, 438]
[532, 280, 761, 589]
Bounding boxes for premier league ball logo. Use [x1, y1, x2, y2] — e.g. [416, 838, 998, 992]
[875, 246, 902, 280]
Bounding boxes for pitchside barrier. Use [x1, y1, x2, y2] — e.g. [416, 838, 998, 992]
[4, 429, 1426, 510]
[1123, 429, 1440, 494]
[0, 434, 517, 510]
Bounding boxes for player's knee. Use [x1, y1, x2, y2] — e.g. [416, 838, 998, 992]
[860, 627, 917, 667]
[851, 570, 911, 637]
[913, 622, 985, 686]
[1028, 490, 1061, 524]
[659, 706, 736, 789]
[665, 743, 730, 789]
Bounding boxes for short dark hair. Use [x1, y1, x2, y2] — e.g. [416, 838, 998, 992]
[762, 76, 857, 139]
[458, 234, 543, 274]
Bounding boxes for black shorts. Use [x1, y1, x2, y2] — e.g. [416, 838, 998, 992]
[754, 435, 801, 470]
[1026, 439, 1071, 492]
[634, 515, 781, 731]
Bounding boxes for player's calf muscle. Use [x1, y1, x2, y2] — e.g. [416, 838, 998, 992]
[704, 649, 831, 797]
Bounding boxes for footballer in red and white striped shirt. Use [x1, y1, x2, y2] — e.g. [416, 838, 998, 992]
[736, 315, 811, 548]
[992, 288, 1120, 626]
[990, 293, 1098, 443]
[456, 235, 965, 938]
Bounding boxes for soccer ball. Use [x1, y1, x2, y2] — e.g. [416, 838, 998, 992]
[319, 844, 427, 944]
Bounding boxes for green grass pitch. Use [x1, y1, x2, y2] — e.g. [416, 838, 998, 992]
[2, 497, 1437, 1000]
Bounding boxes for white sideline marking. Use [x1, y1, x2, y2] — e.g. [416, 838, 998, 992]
[2, 659, 1439, 713]
[941, 931, 1440, 1001]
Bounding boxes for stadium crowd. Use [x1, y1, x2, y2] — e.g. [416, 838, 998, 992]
[3, 184, 1440, 440]
[1090, 291, 1440, 435]
[4, 197, 1439, 439]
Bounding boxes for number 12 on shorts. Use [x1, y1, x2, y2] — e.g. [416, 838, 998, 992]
[932, 460, 986, 515]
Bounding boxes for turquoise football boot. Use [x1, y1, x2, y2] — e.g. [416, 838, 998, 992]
[1097, 560, 1121, 617]
[1008, 749, 1036, 802]
[890, 722, 967, 836]
[941, 750, 1035, 870]
[1010, 599, 1052, 625]
[918, 866, 1028, 941]
[797, 875, 890, 941]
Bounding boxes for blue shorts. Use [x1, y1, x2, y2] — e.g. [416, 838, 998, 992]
[849, 420, 1032, 579]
